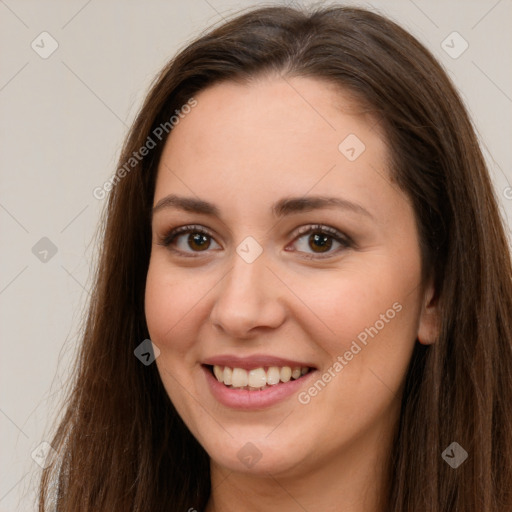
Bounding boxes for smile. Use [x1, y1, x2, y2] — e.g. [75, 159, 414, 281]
[209, 365, 312, 390]
[201, 355, 318, 408]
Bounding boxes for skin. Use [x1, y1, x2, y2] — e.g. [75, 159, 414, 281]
[145, 75, 439, 512]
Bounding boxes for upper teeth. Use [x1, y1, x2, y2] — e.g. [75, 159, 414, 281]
[213, 365, 310, 389]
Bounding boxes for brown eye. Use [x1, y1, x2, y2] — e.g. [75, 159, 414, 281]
[187, 232, 211, 251]
[160, 225, 221, 257]
[160, 223, 351, 259]
[290, 225, 351, 259]
[307, 233, 333, 253]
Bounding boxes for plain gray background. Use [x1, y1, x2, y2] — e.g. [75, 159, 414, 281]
[1, 0, 511, 510]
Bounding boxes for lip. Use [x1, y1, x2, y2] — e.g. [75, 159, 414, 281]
[202, 354, 316, 371]
[202, 364, 318, 410]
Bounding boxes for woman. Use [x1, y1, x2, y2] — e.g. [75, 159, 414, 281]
[38, 4, 512, 511]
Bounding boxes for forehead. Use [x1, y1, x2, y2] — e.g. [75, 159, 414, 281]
[154, 76, 392, 218]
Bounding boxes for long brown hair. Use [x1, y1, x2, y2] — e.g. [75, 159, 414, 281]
[39, 4, 512, 511]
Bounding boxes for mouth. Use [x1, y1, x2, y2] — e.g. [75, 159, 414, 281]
[204, 364, 315, 391]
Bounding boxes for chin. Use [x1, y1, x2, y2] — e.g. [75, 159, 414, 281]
[202, 431, 309, 476]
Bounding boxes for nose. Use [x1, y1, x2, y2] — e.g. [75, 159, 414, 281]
[209, 246, 287, 339]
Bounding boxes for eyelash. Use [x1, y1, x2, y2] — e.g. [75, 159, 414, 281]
[157, 224, 353, 260]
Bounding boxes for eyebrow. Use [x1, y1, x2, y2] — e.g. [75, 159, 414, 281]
[151, 194, 374, 220]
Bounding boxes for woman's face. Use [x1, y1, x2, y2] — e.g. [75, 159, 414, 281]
[145, 76, 436, 479]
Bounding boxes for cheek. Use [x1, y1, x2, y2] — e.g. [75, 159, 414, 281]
[144, 255, 233, 417]
[144, 257, 207, 357]
[294, 259, 422, 414]
[144, 258, 205, 416]
[293, 258, 419, 353]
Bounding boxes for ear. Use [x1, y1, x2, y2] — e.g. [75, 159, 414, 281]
[417, 276, 440, 345]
